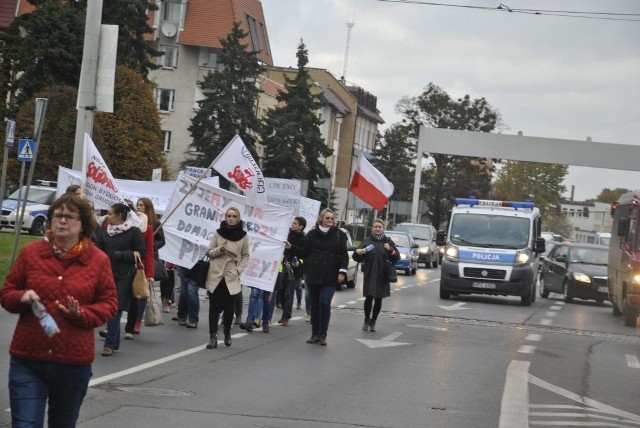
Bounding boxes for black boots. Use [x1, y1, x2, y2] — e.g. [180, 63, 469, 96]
[206, 334, 217, 349]
[362, 318, 370, 331]
[224, 330, 232, 347]
[318, 335, 327, 346]
[369, 320, 376, 332]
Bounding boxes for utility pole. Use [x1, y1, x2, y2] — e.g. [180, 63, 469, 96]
[72, 0, 103, 170]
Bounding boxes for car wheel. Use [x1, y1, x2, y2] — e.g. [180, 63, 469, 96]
[29, 217, 46, 236]
[622, 297, 639, 327]
[539, 276, 550, 298]
[612, 300, 622, 316]
[411, 267, 417, 275]
[563, 282, 573, 303]
[405, 268, 411, 276]
[431, 257, 438, 268]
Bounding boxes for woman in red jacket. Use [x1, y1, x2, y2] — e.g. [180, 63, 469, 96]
[1, 194, 118, 427]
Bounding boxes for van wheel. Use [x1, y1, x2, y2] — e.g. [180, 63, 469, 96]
[521, 285, 533, 306]
[622, 297, 639, 327]
[439, 278, 450, 299]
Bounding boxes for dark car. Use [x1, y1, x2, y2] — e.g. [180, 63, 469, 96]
[393, 222, 439, 268]
[385, 231, 419, 276]
[539, 243, 609, 303]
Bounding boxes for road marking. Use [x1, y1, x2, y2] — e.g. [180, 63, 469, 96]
[625, 354, 640, 369]
[407, 324, 448, 332]
[356, 331, 411, 348]
[437, 302, 472, 311]
[499, 360, 529, 428]
[540, 319, 554, 326]
[337, 304, 347, 309]
[525, 334, 542, 342]
[545, 311, 557, 317]
[550, 305, 562, 310]
[518, 345, 536, 354]
[357, 297, 366, 301]
[346, 301, 358, 304]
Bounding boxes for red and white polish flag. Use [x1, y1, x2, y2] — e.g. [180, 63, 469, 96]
[349, 156, 394, 211]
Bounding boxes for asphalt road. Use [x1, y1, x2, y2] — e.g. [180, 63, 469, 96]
[1, 266, 639, 427]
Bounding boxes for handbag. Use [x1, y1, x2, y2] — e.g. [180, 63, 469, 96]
[132, 252, 150, 298]
[282, 260, 295, 282]
[186, 256, 211, 289]
[144, 283, 165, 327]
[154, 258, 169, 281]
[386, 262, 398, 283]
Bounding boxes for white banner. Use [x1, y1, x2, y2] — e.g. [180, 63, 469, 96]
[265, 177, 302, 197]
[82, 133, 125, 209]
[158, 173, 293, 292]
[298, 196, 321, 231]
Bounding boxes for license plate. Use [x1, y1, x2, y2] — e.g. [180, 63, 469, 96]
[472, 282, 496, 289]
[598, 286, 609, 293]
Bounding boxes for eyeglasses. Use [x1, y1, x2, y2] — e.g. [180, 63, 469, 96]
[53, 213, 81, 222]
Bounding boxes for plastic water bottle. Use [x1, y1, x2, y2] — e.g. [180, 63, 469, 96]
[32, 301, 60, 338]
[365, 244, 375, 252]
[292, 256, 299, 267]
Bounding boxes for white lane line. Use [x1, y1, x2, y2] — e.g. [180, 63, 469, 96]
[518, 345, 536, 354]
[545, 311, 557, 317]
[550, 305, 562, 310]
[357, 297, 366, 301]
[540, 319, 554, 326]
[337, 304, 346, 308]
[625, 354, 640, 369]
[381, 332, 403, 341]
[499, 360, 530, 428]
[525, 334, 542, 342]
[346, 301, 358, 305]
[407, 324, 448, 332]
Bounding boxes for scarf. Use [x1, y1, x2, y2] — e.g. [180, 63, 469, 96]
[107, 220, 133, 237]
[44, 230, 90, 261]
[371, 233, 386, 242]
[217, 220, 247, 242]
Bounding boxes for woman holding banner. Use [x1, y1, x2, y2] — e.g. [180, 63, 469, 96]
[204, 207, 250, 349]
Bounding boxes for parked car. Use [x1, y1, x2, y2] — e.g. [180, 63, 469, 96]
[339, 228, 359, 289]
[384, 231, 419, 276]
[539, 243, 609, 304]
[1, 181, 57, 236]
[393, 222, 439, 268]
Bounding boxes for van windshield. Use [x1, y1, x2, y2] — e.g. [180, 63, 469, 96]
[450, 214, 530, 248]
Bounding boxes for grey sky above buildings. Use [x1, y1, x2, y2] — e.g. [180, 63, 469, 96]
[262, 0, 640, 201]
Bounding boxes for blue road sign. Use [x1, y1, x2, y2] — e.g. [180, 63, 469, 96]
[17, 139, 36, 162]
[4, 120, 15, 147]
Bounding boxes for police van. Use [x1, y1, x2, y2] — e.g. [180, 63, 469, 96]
[436, 197, 546, 306]
[1, 180, 57, 235]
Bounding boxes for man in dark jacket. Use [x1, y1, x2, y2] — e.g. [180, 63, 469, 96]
[279, 217, 307, 326]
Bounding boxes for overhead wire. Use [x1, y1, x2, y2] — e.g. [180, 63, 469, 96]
[370, 0, 640, 22]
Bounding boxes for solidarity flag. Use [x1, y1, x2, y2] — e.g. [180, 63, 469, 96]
[210, 135, 268, 207]
[349, 156, 394, 211]
[82, 133, 125, 210]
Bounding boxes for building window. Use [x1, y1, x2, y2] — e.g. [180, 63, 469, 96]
[258, 23, 270, 55]
[246, 15, 260, 52]
[159, 45, 178, 68]
[156, 88, 175, 112]
[162, 130, 171, 152]
[206, 51, 218, 69]
[163, 2, 181, 23]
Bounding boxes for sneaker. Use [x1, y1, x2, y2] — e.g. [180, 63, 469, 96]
[124, 333, 134, 340]
[253, 319, 261, 328]
[305, 314, 311, 323]
[239, 322, 253, 332]
[185, 322, 198, 328]
[101, 348, 113, 356]
[306, 335, 319, 344]
[263, 323, 270, 333]
[98, 330, 107, 338]
[296, 303, 302, 310]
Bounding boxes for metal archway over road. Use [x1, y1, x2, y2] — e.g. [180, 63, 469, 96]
[411, 126, 640, 222]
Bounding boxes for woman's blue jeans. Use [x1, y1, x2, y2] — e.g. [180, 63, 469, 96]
[104, 310, 122, 350]
[245, 286, 263, 323]
[308, 283, 335, 336]
[9, 356, 92, 428]
[177, 267, 200, 323]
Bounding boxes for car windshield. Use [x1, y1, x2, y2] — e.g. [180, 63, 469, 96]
[386, 233, 410, 248]
[570, 247, 608, 265]
[395, 225, 431, 240]
[7, 187, 56, 204]
[450, 214, 530, 248]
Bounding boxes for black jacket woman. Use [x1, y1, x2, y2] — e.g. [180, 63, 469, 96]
[352, 218, 400, 332]
[93, 203, 146, 356]
[301, 209, 348, 346]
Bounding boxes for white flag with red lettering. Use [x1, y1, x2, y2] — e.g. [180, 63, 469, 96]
[210, 135, 268, 207]
[349, 156, 394, 211]
[82, 133, 126, 210]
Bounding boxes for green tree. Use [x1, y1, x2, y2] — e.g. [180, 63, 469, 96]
[596, 187, 631, 203]
[542, 212, 573, 237]
[261, 40, 331, 201]
[186, 22, 264, 175]
[396, 83, 501, 227]
[373, 123, 414, 202]
[494, 160, 568, 218]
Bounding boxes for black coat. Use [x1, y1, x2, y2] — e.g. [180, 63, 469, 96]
[353, 235, 400, 298]
[284, 229, 306, 279]
[94, 227, 146, 311]
[302, 226, 349, 287]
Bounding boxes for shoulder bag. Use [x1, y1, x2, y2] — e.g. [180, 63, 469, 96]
[132, 252, 151, 298]
[386, 262, 398, 283]
[144, 282, 165, 327]
[154, 258, 169, 281]
[186, 255, 211, 289]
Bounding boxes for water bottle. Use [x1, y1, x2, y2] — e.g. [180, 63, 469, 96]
[292, 256, 299, 267]
[32, 301, 60, 338]
[365, 244, 375, 252]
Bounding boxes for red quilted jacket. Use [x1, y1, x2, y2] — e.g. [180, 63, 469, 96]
[1, 240, 118, 365]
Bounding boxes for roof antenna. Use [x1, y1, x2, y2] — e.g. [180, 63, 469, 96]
[340, 5, 356, 83]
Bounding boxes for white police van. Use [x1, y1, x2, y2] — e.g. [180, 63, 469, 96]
[1, 180, 57, 235]
[436, 197, 546, 306]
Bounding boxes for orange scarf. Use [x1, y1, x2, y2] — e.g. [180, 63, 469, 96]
[44, 230, 90, 262]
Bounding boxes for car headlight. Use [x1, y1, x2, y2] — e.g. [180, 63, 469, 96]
[632, 274, 640, 285]
[515, 249, 531, 265]
[399, 253, 407, 260]
[419, 246, 430, 254]
[573, 272, 591, 283]
[10, 208, 31, 216]
[444, 244, 458, 261]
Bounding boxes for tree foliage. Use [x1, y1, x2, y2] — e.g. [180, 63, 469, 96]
[186, 22, 264, 175]
[373, 123, 414, 203]
[596, 187, 631, 203]
[261, 40, 331, 201]
[542, 211, 573, 237]
[395, 83, 501, 227]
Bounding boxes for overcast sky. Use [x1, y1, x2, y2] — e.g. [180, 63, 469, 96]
[262, 0, 640, 201]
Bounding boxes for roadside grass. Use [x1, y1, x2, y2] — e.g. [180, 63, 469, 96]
[0, 233, 40, 285]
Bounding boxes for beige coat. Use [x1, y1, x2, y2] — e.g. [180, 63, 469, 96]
[204, 232, 250, 295]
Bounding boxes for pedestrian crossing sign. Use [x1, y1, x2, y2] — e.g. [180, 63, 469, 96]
[17, 138, 36, 162]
